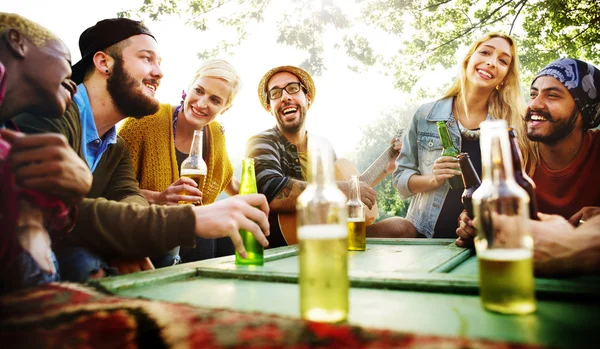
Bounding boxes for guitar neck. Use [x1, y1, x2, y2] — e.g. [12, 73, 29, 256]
[359, 144, 395, 186]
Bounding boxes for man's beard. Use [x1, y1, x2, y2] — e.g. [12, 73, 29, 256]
[106, 57, 160, 118]
[525, 106, 579, 145]
[276, 104, 306, 133]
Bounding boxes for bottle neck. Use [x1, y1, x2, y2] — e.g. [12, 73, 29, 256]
[348, 175, 361, 202]
[438, 123, 454, 150]
[481, 130, 515, 184]
[189, 129, 203, 157]
[240, 158, 257, 194]
[308, 137, 336, 186]
[508, 132, 525, 176]
[458, 155, 481, 188]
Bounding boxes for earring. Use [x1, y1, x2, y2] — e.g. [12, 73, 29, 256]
[105, 69, 109, 73]
[180, 90, 187, 108]
[496, 84, 500, 91]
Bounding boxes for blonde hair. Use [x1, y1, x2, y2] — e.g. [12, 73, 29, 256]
[190, 59, 242, 109]
[442, 32, 534, 175]
[0, 12, 57, 47]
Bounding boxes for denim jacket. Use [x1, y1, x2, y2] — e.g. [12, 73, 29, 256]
[392, 97, 462, 238]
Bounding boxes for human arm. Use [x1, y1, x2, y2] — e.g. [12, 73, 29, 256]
[407, 156, 460, 194]
[224, 175, 240, 196]
[371, 136, 403, 187]
[69, 193, 270, 259]
[531, 213, 600, 276]
[456, 210, 477, 247]
[1, 129, 92, 205]
[568, 206, 600, 226]
[246, 133, 303, 212]
[141, 177, 203, 205]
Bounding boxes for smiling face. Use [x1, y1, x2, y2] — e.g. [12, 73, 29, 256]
[23, 38, 77, 119]
[464, 37, 512, 91]
[525, 76, 582, 144]
[106, 34, 163, 117]
[267, 71, 310, 134]
[182, 76, 232, 128]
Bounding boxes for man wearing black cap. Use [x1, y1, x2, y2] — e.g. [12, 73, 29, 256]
[14, 18, 270, 281]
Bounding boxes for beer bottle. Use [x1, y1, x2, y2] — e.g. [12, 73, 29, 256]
[347, 175, 366, 251]
[235, 158, 264, 266]
[508, 128, 539, 220]
[436, 121, 464, 190]
[472, 120, 535, 315]
[297, 136, 348, 323]
[179, 129, 207, 205]
[457, 152, 481, 218]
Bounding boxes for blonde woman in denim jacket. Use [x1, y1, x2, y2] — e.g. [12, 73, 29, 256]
[393, 32, 527, 241]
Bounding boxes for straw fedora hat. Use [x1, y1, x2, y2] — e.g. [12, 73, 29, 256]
[257, 65, 316, 112]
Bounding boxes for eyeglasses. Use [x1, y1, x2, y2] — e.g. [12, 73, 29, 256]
[267, 82, 305, 100]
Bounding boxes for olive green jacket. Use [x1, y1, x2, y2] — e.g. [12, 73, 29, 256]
[14, 102, 195, 258]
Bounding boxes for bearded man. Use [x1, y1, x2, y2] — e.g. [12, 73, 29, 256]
[14, 18, 270, 281]
[246, 66, 382, 247]
[524, 58, 600, 224]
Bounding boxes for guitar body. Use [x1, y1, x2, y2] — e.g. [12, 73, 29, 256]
[276, 158, 380, 246]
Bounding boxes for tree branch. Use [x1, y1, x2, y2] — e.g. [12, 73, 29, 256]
[510, 0, 527, 35]
[426, 0, 514, 54]
[418, 0, 454, 11]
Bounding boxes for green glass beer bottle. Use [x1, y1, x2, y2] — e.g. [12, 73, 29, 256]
[472, 120, 535, 315]
[436, 121, 464, 190]
[235, 158, 264, 266]
[297, 136, 349, 323]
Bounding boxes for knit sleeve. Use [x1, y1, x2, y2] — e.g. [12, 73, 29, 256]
[118, 117, 144, 180]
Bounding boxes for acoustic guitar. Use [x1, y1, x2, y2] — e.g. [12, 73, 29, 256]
[276, 138, 401, 245]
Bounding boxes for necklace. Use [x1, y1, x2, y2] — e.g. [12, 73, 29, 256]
[452, 100, 481, 140]
[458, 121, 481, 141]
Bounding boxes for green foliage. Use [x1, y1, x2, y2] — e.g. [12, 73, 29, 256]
[123, 0, 600, 95]
[352, 104, 418, 220]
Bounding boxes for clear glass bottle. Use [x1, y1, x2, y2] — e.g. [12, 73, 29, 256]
[347, 175, 366, 251]
[472, 120, 535, 315]
[235, 158, 264, 266]
[297, 136, 348, 323]
[179, 129, 207, 205]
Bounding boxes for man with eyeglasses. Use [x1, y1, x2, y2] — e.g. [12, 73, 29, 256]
[246, 65, 378, 247]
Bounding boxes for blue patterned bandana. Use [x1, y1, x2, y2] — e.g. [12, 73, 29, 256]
[533, 58, 600, 129]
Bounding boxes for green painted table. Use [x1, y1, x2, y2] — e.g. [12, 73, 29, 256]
[93, 239, 600, 348]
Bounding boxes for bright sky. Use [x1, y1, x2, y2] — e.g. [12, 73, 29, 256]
[4, 0, 455, 161]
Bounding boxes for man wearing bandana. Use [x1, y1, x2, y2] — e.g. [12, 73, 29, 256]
[525, 58, 600, 225]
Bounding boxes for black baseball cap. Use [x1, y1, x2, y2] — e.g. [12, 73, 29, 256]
[71, 18, 155, 84]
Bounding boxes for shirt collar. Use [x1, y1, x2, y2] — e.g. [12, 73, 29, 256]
[75, 84, 117, 145]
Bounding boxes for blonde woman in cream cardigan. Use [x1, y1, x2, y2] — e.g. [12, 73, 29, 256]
[119, 59, 242, 262]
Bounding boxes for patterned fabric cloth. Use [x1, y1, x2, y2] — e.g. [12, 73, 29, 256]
[119, 103, 233, 205]
[534, 58, 600, 129]
[0, 283, 545, 349]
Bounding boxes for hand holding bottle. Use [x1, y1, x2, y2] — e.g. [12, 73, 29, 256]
[155, 177, 203, 206]
[192, 194, 270, 259]
[431, 156, 461, 188]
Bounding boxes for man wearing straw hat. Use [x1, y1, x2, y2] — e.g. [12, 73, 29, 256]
[246, 65, 379, 247]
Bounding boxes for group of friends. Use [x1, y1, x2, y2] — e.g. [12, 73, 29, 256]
[0, 14, 598, 294]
